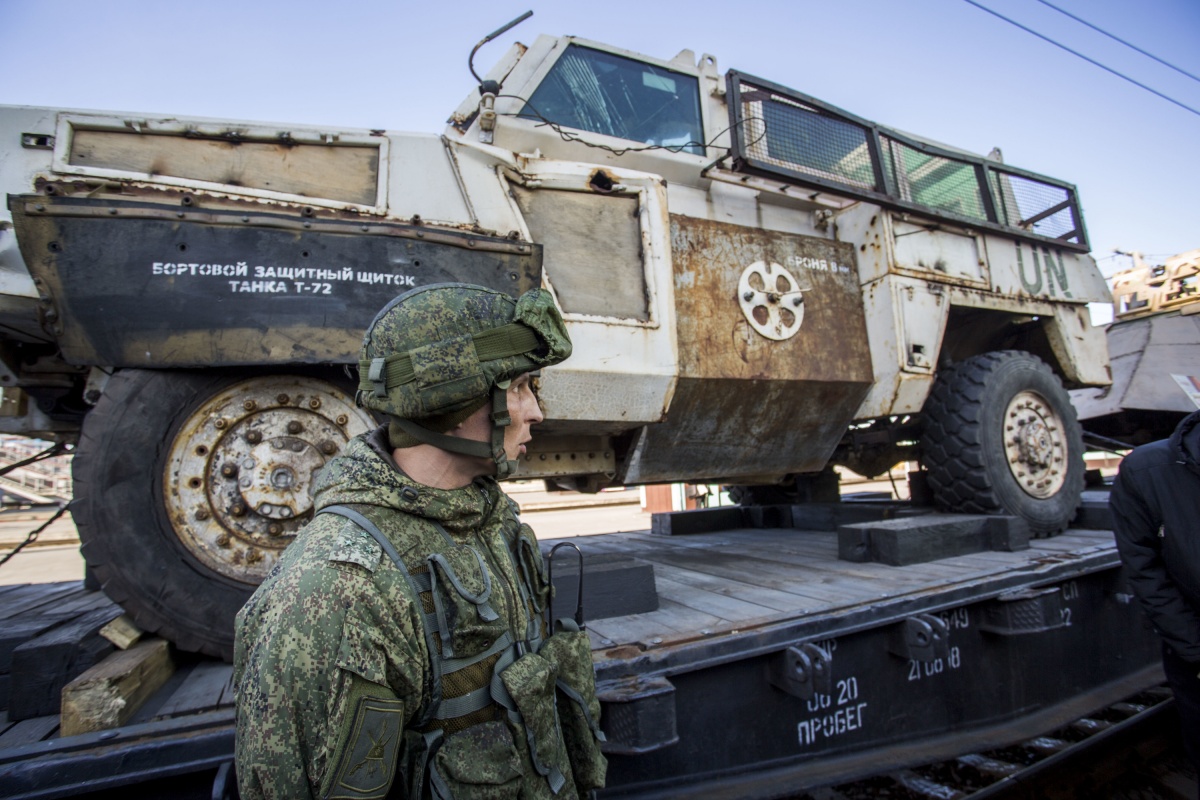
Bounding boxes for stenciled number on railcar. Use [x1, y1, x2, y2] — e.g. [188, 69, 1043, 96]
[797, 643, 869, 748]
[906, 645, 962, 682]
[939, 607, 970, 630]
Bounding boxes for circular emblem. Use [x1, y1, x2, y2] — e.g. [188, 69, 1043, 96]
[738, 261, 804, 341]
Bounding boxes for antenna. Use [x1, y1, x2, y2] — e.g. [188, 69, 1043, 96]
[469, 10, 533, 84]
[469, 11, 533, 144]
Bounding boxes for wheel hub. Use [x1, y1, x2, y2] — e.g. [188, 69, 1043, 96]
[239, 437, 324, 520]
[165, 376, 374, 584]
[1003, 390, 1067, 499]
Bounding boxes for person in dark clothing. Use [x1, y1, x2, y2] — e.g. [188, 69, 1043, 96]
[1110, 408, 1200, 774]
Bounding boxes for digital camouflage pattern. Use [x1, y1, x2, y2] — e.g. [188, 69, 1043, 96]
[234, 428, 602, 799]
[357, 284, 571, 422]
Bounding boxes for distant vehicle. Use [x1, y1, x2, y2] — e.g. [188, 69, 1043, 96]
[1073, 249, 1200, 444]
[0, 26, 1111, 657]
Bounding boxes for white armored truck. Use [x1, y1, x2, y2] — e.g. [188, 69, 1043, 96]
[0, 29, 1112, 657]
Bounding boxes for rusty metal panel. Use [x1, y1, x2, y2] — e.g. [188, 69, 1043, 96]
[11, 196, 541, 367]
[69, 129, 380, 207]
[512, 185, 647, 320]
[624, 377, 868, 483]
[622, 216, 872, 483]
[670, 216, 870, 381]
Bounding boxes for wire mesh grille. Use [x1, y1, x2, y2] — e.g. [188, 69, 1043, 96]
[990, 171, 1079, 243]
[741, 90, 876, 190]
[731, 74, 1086, 248]
[880, 135, 987, 221]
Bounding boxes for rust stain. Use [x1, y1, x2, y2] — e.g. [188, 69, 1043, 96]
[669, 215, 871, 383]
[624, 217, 875, 483]
[588, 169, 616, 194]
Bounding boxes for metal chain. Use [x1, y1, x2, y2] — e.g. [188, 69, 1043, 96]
[0, 440, 69, 477]
[0, 502, 70, 568]
[0, 441, 73, 567]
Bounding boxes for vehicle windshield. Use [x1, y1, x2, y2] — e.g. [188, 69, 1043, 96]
[520, 44, 705, 156]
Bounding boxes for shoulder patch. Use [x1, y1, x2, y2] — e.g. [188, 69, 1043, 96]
[329, 526, 382, 572]
[326, 696, 405, 799]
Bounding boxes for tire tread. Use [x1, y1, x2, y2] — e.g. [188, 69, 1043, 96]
[922, 351, 1083, 537]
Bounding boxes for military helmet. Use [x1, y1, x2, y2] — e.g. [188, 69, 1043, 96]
[357, 282, 571, 477]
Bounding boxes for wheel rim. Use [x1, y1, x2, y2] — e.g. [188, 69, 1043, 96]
[1003, 389, 1068, 499]
[164, 376, 374, 584]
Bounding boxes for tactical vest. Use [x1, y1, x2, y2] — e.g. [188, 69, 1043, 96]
[319, 501, 606, 800]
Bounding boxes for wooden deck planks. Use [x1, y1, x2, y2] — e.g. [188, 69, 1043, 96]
[0, 714, 58, 747]
[721, 535, 985, 584]
[643, 548, 858, 604]
[651, 573, 784, 622]
[587, 605, 690, 646]
[566, 526, 1118, 653]
[571, 532, 844, 599]
[649, 562, 810, 614]
[154, 661, 235, 720]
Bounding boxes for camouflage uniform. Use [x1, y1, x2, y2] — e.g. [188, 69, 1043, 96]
[234, 284, 605, 800]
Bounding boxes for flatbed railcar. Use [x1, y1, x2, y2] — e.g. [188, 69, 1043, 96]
[0, 495, 1161, 799]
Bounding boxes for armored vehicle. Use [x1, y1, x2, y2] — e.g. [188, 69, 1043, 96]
[1073, 248, 1200, 443]
[0, 28, 1111, 657]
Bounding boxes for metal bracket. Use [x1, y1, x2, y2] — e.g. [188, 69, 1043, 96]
[478, 91, 497, 144]
[767, 642, 833, 700]
[979, 587, 1066, 636]
[597, 676, 679, 755]
[889, 614, 951, 662]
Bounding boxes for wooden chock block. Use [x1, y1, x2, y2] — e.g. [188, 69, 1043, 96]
[99, 614, 144, 650]
[60, 638, 174, 737]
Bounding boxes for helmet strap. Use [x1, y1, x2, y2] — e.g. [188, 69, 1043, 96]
[491, 381, 518, 479]
[390, 417, 492, 460]
[390, 380, 518, 478]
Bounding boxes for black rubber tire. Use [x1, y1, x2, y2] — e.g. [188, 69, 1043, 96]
[922, 351, 1084, 537]
[72, 370, 257, 661]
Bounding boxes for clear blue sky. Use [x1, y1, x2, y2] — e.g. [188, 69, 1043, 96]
[2, 0, 1196, 277]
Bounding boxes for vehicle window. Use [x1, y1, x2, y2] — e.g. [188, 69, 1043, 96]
[520, 44, 704, 156]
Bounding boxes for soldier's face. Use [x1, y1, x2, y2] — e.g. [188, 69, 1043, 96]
[502, 373, 543, 462]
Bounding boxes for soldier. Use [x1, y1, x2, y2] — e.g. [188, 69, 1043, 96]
[234, 283, 607, 799]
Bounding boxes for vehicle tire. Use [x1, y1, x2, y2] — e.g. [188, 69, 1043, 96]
[922, 350, 1084, 537]
[72, 369, 374, 660]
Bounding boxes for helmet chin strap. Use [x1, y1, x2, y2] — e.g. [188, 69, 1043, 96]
[490, 380, 518, 479]
[391, 381, 517, 478]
